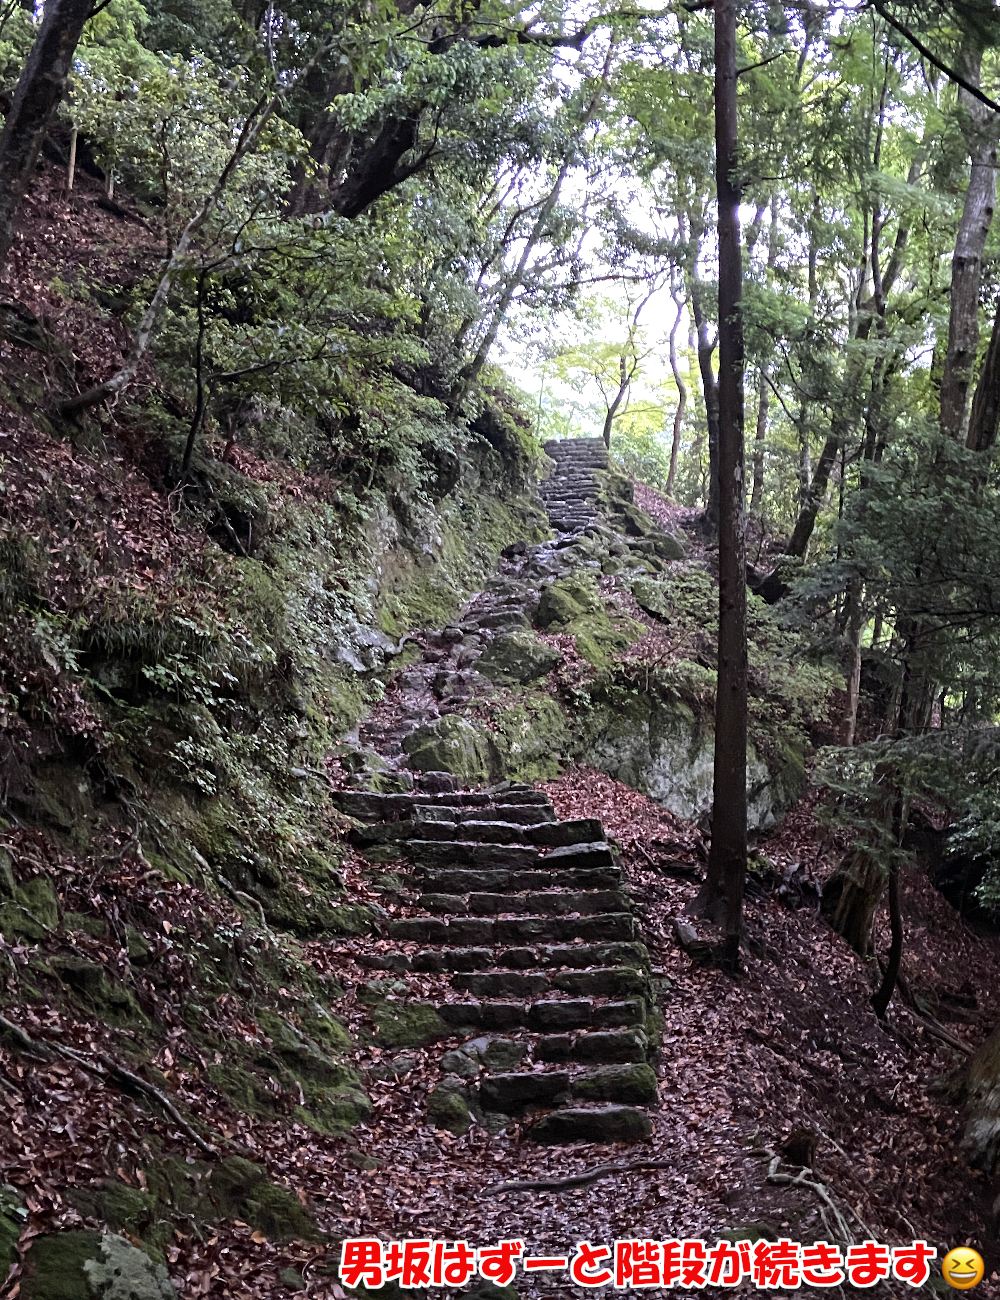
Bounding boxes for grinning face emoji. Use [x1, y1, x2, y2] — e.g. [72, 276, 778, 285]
[942, 1248, 985, 1290]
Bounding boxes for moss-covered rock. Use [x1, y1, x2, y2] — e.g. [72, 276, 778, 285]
[570, 1062, 658, 1105]
[476, 630, 561, 684]
[0, 1184, 25, 1274]
[207, 1157, 319, 1242]
[20, 1230, 176, 1300]
[48, 956, 144, 1026]
[0, 875, 59, 941]
[402, 715, 501, 782]
[491, 696, 571, 782]
[426, 1080, 473, 1135]
[369, 1001, 450, 1049]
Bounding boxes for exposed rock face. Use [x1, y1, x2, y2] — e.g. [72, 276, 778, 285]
[584, 691, 802, 830]
[476, 630, 561, 684]
[963, 1023, 1000, 1173]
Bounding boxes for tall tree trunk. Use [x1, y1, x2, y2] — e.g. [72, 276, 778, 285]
[690, 281, 721, 529]
[749, 197, 779, 516]
[701, 0, 747, 974]
[939, 45, 998, 442]
[601, 354, 628, 448]
[749, 377, 768, 515]
[0, 0, 95, 275]
[967, 298, 1000, 452]
[666, 291, 687, 495]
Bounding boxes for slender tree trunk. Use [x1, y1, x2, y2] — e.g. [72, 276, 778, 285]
[601, 355, 628, 448]
[0, 0, 95, 274]
[749, 197, 779, 517]
[939, 45, 998, 442]
[60, 42, 334, 416]
[66, 127, 77, 192]
[701, 0, 747, 974]
[784, 156, 921, 559]
[749, 377, 768, 514]
[666, 292, 687, 495]
[690, 281, 721, 528]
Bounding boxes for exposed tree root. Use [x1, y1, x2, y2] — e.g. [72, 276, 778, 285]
[0, 1011, 219, 1158]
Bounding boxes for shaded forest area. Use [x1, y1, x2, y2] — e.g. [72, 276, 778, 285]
[3, 0, 1000, 1296]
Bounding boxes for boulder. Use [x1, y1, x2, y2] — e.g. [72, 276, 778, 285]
[426, 1078, 474, 1135]
[20, 1231, 176, 1300]
[403, 716, 501, 782]
[477, 631, 561, 685]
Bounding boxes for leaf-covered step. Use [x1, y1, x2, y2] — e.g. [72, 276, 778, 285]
[452, 964, 649, 1000]
[410, 940, 650, 974]
[431, 888, 631, 916]
[478, 1063, 657, 1113]
[434, 998, 649, 1033]
[415, 865, 621, 893]
[388, 911, 637, 945]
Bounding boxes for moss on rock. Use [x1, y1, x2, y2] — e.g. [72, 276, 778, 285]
[20, 1231, 176, 1300]
[207, 1157, 319, 1242]
[369, 1001, 450, 1049]
[402, 715, 501, 782]
[476, 630, 560, 684]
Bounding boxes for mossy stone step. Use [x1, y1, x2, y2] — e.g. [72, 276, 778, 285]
[527, 1104, 652, 1144]
[535, 1028, 650, 1064]
[331, 791, 492, 820]
[527, 818, 604, 846]
[453, 963, 648, 999]
[416, 866, 621, 893]
[435, 998, 649, 1032]
[388, 911, 636, 945]
[478, 1062, 656, 1114]
[451, 889, 631, 916]
[412, 940, 649, 974]
[406, 842, 539, 870]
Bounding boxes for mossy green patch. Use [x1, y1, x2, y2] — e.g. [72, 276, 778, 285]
[369, 1001, 450, 1048]
[206, 1157, 320, 1242]
[491, 696, 571, 781]
[402, 715, 501, 782]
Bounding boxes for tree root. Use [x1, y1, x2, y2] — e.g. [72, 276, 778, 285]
[482, 1159, 674, 1196]
[0, 1011, 218, 1158]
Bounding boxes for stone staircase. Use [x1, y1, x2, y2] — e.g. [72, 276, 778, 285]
[333, 782, 662, 1145]
[539, 437, 608, 534]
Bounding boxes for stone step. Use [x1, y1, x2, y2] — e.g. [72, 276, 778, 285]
[407, 817, 597, 847]
[415, 865, 621, 893]
[389, 912, 637, 946]
[427, 888, 631, 916]
[478, 1062, 656, 1113]
[435, 997, 648, 1033]
[331, 790, 493, 820]
[415, 804, 556, 827]
[527, 1104, 651, 1144]
[406, 842, 540, 870]
[452, 964, 648, 999]
[410, 940, 649, 973]
[534, 1028, 651, 1065]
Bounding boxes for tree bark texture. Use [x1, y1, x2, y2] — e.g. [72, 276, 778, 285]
[0, 0, 95, 274]
[666, 292, 687, 495]
[706, 0, 748, 972]
[691, 282, 721, 530]
[939, 45, 998, 443]
[967, 299, 1000, 451]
